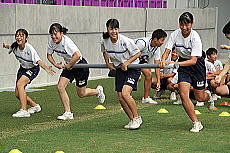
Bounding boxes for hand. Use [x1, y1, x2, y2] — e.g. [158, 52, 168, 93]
[107, 63, 116, 70]
[121, 61, 129, 71]
[219, 45, 230, 50]
[210, 79, 219, 89]
[158, 61, 166, 68]
[55, 62, 64, 69]
[45, 66, 56, 75]
[156, 83, 161, 91]
[63, 64, 72, 70]
[3, 43, 10, 49]
[206, 71, 215, 80]
[215, 75, 222, 84]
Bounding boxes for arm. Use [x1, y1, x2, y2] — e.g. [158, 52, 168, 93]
[215, 59, 230, 83]
[103, 51, 115, 70]
[219, 45, 230, 50]
[177, 56, 197, 66]
[64, 52, 81, 70]
[3, 43, 10, 49]
[37, 60, 55, 75]
[121, 51, 141, 71]
[47, 54, 63, 69]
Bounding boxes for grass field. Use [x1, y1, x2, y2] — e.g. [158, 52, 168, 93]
[0, 77, 230, 153]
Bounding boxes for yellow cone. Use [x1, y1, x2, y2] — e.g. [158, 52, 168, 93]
[157, 108, 169, 113]
[9, 149, 22, 153]
[94, 105, 106, 109]
[195, 110, 202, 115]
[55, 151, 65, 153]
[219, 112, 230, 116]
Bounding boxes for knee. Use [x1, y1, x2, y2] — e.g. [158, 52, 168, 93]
[144, 73, 152, 80]
[121, 91, 131, 99]
[16, 81, 24, 89]
[57, 84, 65, 92]
[77, 91, 85, 98]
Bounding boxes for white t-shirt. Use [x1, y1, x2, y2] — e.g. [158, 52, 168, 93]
[134, 37, 161, 64]
[165, 29, 202, 59]
[13, 43, 41, 69]
[214, 60, 223, 70]
[101, 34, 140, 66]
[205, 60, 216, 73]
[47, 35, 82, 67]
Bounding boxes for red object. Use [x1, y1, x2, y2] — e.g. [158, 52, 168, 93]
[220, 101, 230, 106]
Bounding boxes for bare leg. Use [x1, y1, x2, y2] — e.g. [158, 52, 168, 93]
[16, 76, 31, 110]
[76, 86, 99, 98]
[15, 87, 37, 107]
[122, 85, 139, 117]
[57, 77, 71, 112]
[179, 82, 198, 122]
[141, 69, 152, 98]
[118, 92, 134, 120]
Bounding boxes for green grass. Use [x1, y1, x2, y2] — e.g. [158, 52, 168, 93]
[0, 77, 230, 153]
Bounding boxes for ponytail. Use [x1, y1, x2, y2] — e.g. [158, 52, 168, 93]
[102, 32, 110, 39]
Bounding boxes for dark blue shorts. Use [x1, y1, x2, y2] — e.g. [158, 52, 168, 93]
[115, 68, 141, 92]
[60, 58, 89, 87]
[16, 65, 40, 83]
[178, 57, 206, 90]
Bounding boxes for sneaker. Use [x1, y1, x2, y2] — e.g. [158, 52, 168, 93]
[12, 109, 30, 117]
[196, 101, 204, 107]
[129, 116, 142, 130]
[154, 89, 164, 99]
[124, 120, 133, 129]
[212, 94, 218, 101]
[216, 95, 221, 99]
[190, 121, 203, 132]
[28, 104, 41, 114]
[205, 90, 215, 111]
[170, 92, 177, 100]
[96, 85, 105, 104]
[142, 97, 158, 104]
[57, 112, 74, 120]
[173, 96, 182, 105]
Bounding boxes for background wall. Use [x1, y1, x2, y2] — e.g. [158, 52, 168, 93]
[0, 3, 217, 89]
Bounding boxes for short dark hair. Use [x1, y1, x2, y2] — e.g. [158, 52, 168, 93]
[151, 29, 167, 39]
[223, 21, 230, 35]
[179, 12, 194, 24]
[206, 48, 218, 56]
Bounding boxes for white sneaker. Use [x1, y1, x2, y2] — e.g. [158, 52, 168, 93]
[170, 92, 177, 100]
[212, 94, 218, 101]
[28, 104, 41, 114]
[129, 116, 142, 130]
[190, 121, 203, 132]
[96, 85, 105, 104]
[216, 95, 221, 99]
[196, 101, 204, 107]
[154, 89, 164, 99]
[12, 109, 30, 117]
[124, 120, 133, 129]
[205, 90, 215, 111]
[57, 112, 74, 120]
[173, 96, 182, 105]
[142, 97, 158, 104]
